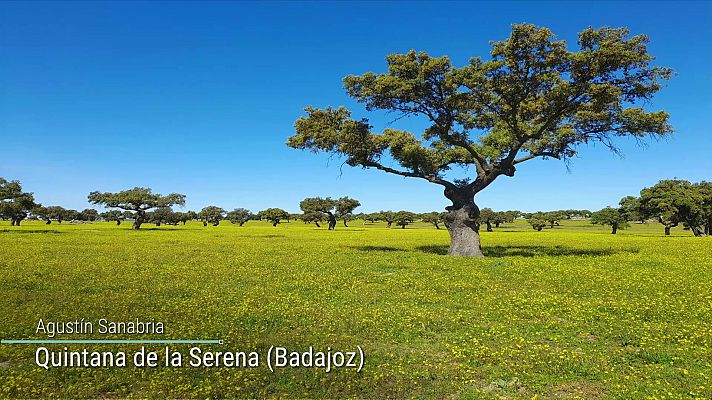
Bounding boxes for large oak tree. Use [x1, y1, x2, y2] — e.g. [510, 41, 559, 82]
[0, 178, 36, 226]
[88, 187, 185, 230]
[287, 24, 671, 256]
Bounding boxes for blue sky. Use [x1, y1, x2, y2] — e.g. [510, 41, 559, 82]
[1, 1, 710, 213]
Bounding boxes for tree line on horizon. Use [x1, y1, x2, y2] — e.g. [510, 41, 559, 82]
[1, 177, 709, 236]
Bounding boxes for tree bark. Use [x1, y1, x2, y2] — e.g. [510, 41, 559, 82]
[116, 220, 121, 225]
[327, 212, 336, 230]
[239, 221, 245, 226]
[434, 222, 440, 229]
[486, 221, 493, 232]
[689, 224, 706, 237]
[272, 221, 278, 227]
[443, 187, 484, 257]
[314, 221, 320, 228]
[386, 222, 392, 228]
[203, 221, 208, 227]
[45, 219, 51, 225]
[343, 219, 348, 227]
[611, 224, 617, 234]
[664, 226, 671, 236]
[132, 211, 144, 230]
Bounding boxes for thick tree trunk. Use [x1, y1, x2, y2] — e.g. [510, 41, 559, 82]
[443, 187, 484, 257]
[611, 224, 617, 234]
[239, 221, 245, 226]
[401, 224, 405, 229]
[45, 219, 51, 225]
[202, 221, 207, 227]
[314, 221, 320, 228]
[689, 224, 706, 237]
[327, 212, 336, 230]
[116, 220, 121, 225]
[272, 221, 278, 227]
[434, 222, 440, 229]
[155, 221, 161, 226]
[486, 222, 493, 232]
[664, 226, 671, 236]
[495, 222, 501, 228]
[132, 212, 144, 230]
[386, 222, 392, 228]
[343, 219, 348, 227]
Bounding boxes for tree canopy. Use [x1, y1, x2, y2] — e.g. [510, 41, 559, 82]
[287, 24, 671, 256]
[639, 179, 706, 236]
[259, 208, 289, 226]
[88, 187, 185, 230]
[199, 206, 226, 226]
[226, 208, 254, 226]
[591, 207, 629, 234]
[0, 178, 37, 226]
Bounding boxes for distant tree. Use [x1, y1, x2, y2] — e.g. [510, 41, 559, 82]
[101, 210, 124, 225]
[527, 215, 547, 231]
[79, 208, 99, 222]
[639, 179, 705, 236]
[33, 206, 52, 224]
[379, 211, 397, 228]
[696, 181, 712, 236]
[619, 196, 644, 223]
[394, 211, 417, 229]
[421, 211, 445, 229]
[501, 210, 521, 225]
[478, 208, 497, 232]
[0, 178, 37, 226]
[363, 212, 380, 224]
[185, 211, 198, 222]
[288, 24, 672, 256]
[45, 206, 68, 223]
[591, 207, 629, 234]
[149, 207, 178, 226]
[259, 208, 289, 226]
[542, 211, 566, 228]
[64, 209, 80, 221]
[88, 187, 186, 230]
[199, 206, 226, 226]
[300, 211, 324, 227]
[299, 197, 338, 230]
[335, 197, 361, 227]
[226, 208, 254, 226]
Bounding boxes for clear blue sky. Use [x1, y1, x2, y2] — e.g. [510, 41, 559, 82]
[1, 1, 710, 213]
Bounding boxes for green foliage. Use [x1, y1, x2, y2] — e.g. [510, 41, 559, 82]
[148, 207, 179, 226]
[300, 197, 361, 228]
[619, 196, 644, 222]
[101, 210, 124, 225]
[226, 208, 254, 226]
[259, 208, 289, 226]
[394, 210, 417, 228]
[420, 211, 445, 229]
[335, 197, 361, 223]
[79, 208, 99, 222]
[288, 24, 672, 200]
[0, 178, 37, 225]
[591, 207, 629, 233]
[199, 206, 226, 226]
[639, 179, 706, 235]
[88, 187, 186, 230]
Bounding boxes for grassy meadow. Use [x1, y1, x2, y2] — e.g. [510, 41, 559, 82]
[0, 219, 710, 398]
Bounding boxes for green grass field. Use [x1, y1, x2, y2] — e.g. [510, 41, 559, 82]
[1, 220, 710, 398]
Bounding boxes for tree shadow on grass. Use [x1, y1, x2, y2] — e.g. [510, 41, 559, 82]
[417, 244, 640, 257]
[0, 229, 63, 234]
[350, 245, 405, 252]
